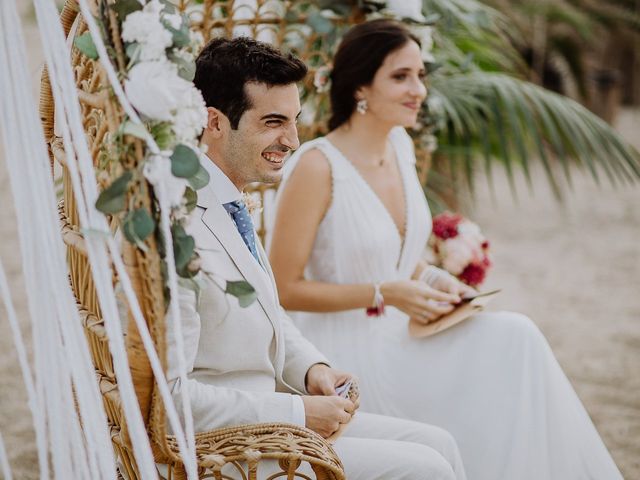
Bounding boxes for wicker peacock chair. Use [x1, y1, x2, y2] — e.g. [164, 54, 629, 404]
[39, 0, 354, 478]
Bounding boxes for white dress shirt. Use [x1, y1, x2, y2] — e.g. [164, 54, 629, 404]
[199, 153, 306, 426]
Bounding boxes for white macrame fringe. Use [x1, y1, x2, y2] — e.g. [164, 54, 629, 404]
[0, 431, 13, 480]
[0, 0, 115, 477]
[0, 260, 47, 477]
[1, 0, 200, 475]
[35, 0, 198, 476]
[73, 0, 198, 472]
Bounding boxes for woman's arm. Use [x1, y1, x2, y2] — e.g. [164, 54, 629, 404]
[269, 149, 460, 319]
[270, 148, 376, 312]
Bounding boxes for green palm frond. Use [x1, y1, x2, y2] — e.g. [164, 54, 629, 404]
[429, 71, 640, 198]
[522, 1, 595, 40]
[568, 0, 640, 32]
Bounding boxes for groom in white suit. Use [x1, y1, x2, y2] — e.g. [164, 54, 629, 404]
[168, 36, 466, 479]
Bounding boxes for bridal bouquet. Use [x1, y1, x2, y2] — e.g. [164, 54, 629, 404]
[428, 212, 491, 287]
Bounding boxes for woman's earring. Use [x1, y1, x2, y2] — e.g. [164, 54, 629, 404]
[356, 98, 368, 115]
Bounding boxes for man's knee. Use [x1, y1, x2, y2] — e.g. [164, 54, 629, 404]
[404, 422, 459, 455]
[404, 445, 457, 480]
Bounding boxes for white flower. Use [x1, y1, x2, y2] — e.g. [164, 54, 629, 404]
[173, 88, 208, 144]
[441, 237, 474, 275]
[143, 153, 188, 208]
[163, 13, 183, 30]
[144, 0, 163, 15]
[125, 60, 193, 121]
[386, 0, 425, 22]
[457, 221, 487, 262]
[189, 30, 205, 50]
[427, 95, 444, 116]
[422, 134, 438, 153]
[313, 66, 332, 93]
[171, 48, 195, 65]
[299, 100, 316, 127]
[412, 25, 435, 62]
[121, 0, 172, 61]
[242, 192, 263, 215]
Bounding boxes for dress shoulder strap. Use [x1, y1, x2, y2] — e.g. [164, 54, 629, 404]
[281, 137, 352, 185]
[388, 126, 417, 166]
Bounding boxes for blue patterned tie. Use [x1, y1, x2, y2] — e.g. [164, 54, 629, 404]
[223, 200, 260, 264]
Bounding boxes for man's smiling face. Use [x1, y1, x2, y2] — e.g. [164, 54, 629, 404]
[221, 82, 301, 189]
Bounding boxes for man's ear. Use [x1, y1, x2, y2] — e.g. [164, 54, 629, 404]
[205, 107, 228, 138]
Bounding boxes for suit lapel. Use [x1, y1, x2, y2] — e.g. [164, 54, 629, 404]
[198, 189, 281, 337]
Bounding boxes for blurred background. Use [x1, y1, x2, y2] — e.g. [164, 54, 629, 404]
[0, 0, 638, 478]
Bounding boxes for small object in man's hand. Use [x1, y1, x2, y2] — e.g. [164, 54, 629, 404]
[335, 380, 352, 398]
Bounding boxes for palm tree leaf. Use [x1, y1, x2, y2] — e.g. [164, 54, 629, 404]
[430, 71, 640, 194]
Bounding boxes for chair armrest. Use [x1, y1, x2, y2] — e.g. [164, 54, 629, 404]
[165, 423, 345, 480]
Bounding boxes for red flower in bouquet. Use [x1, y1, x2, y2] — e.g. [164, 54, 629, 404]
[428, 212, 492, 287]
[432, 212, 463, 239]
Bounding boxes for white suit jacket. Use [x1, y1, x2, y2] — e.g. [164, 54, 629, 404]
[166, 184, 328, 433]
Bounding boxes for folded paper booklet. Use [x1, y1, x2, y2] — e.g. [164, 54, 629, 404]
[408, 289, 501, 338]
[326, 379, 360, 443]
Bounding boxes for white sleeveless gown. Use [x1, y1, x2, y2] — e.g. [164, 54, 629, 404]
[270, 128, 622, 480]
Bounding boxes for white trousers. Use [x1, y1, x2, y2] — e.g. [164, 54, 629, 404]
[334, 411, 466, 480]
[212, 411, 466, 480]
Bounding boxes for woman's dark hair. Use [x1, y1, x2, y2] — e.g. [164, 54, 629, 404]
[194, 37, 308, 129]
[329, 19, 421, 131]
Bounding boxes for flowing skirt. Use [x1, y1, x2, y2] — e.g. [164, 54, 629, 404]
[292, 309, 622, 480]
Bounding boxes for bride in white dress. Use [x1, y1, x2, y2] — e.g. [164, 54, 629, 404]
[268, 19, 622, 480]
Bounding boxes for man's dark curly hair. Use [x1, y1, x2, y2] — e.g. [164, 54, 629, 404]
[194, 37, 308, 129]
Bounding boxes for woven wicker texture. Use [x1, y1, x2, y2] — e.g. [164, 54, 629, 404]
[40, 1, 348, 478]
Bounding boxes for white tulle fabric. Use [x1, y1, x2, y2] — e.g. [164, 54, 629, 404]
[272, 127, 622, 480]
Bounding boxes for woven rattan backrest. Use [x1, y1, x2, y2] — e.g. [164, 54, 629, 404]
[40, 0, 359, 475]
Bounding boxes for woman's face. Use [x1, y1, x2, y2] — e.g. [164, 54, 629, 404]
[358, 40, 427, 128]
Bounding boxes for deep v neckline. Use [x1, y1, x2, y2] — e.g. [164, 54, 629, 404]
[323, 136, 410, 265]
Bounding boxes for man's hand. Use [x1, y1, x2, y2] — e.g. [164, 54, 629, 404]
[302, 364, 359, 437]
[305, 363, 351, 396]
[301, 395, 355, 438]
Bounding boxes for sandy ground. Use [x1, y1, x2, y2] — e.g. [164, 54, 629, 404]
[471, 109, 640, 479]
[1, 6, 639, 479]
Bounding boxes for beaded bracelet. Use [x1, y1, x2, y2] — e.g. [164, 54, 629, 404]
[366, 283, 385, 317]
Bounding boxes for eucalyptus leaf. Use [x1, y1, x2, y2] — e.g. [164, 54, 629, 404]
[74, 33, 98, 60]
[125, 42, 141, 64]
[95, 171, 133, 214]
[188, 164, 210, 190]
[183, 187, 197, 213]
[110, 0, 143, 20]
[284, 9, 300, 23]
[159, 0, 177, 14]
[178, 61, 196, 82]
[150, 122, 175, 150]
[172, 224, 195, 271]
[422, 13, 442, 25]
[171, 144, 200, 178]
[164, 20, 191, 48]
[122, 121, 148, 140]
[122, 208, 156, 246]
[79, 227, 110, 240]
[225, 280, 257, 308]
[169, 51, 196, 81]
[307, 11, 334, 34]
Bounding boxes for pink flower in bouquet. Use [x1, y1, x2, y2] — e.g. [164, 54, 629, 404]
[429, 212, 492, 287]
[440, 236, 473, 275]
